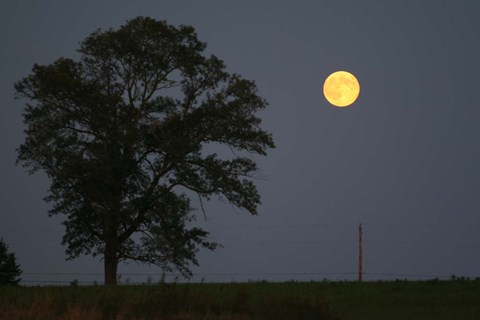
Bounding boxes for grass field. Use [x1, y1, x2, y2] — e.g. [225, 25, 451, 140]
[0, 279, 479, 319]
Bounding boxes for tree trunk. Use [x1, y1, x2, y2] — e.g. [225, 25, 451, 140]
[104, 240, 118, 285]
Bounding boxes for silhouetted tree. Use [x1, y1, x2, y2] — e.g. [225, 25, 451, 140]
[15, 17, 274, 285]
[0, 238, 22, 285]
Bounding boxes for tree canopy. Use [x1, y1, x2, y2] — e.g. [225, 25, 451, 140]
[0, 238, 22, 285]
[15, 17, 275, 285]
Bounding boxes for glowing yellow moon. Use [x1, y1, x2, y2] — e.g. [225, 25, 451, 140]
[323, 71, 360, 107]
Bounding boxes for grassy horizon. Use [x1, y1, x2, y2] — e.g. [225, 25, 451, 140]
[1, 279, 479, 319]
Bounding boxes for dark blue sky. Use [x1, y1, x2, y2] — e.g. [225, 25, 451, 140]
[1, 0, 480, 284]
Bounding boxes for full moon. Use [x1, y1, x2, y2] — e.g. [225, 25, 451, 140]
[323, 71, 360, 107]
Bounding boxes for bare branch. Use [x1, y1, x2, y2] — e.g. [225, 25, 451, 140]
[197, 193, 207, 221]
[62, 125, 97, 137]
[118, 161, 173, 242]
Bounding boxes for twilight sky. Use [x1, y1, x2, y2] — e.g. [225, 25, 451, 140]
[1, 0, 480, 284]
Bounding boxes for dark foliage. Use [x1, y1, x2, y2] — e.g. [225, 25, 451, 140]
[0, 238, 22, 285]
[15, 17, 274, 284]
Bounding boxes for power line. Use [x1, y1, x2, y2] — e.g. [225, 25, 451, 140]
[1, 221, 479, 233]
[21, 280, 94, 284]
[4, 234, 480, 249]
[2, 271, 467, 279]
[16, 273, 468, 285]
[6, 239, 480, 249]
[365, 240, 480, 248]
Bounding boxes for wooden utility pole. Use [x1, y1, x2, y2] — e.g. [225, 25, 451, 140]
[358, 223, 363, 282]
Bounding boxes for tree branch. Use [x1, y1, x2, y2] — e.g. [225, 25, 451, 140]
[62, 125, 97, 137]
[118, 160, 173, 242]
